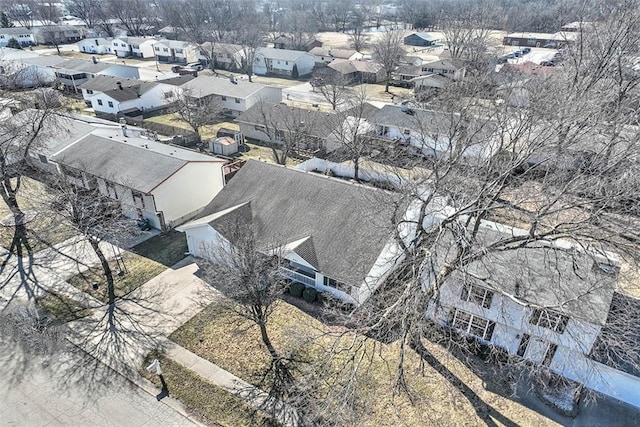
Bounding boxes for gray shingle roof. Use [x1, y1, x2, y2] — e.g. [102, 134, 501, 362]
[0, 28, 34, 36]
[182, 75, 268, 99]
[193, 160, 395, 287]
[408, 32, 439, 41]
[256, 47, 313, 62]
[235, 103, 335, 139]
[79, 75, 142, 92]
[52, 134, 189, 193]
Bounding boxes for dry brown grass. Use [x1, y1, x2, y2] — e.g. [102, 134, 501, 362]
[171, 301, 559, 427]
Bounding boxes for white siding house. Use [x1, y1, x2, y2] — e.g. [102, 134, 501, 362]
[112, 37, 159, 59]
[77, 38, 114, 55]
[253, 47, 315, 78]
[154, 40, 201, 64]
[0, 28, 36, 47]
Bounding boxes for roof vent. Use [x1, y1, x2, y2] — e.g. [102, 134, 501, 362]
[229, 74, 237, 84]
[116, 81, 123, 90]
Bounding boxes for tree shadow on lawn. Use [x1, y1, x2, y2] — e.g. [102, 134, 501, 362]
[130, 230, 189, 267]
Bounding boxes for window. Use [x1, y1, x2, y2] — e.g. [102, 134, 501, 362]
[460, 283, 494, 309]
[234, 98, 240, 104]
[132, 192, 145, 209]
[529, 308, 569, 333]
[254, 125, 267, 132]
[542, 343, 558, 367]
[516, 334, 530, 357]
[285, 61, 288, 65]
[38, 154, 48, 164]
[163, 48, 168, 52]
[155, 46, 160, 51]
[449, 308, 495, 341]
[113, 42, 118, 47]
[86, 89, 93, 94]
[97, 99, 103, 106]
[175, 48, 183, 53]
[108, 101, 113, 108]
[105, 181, 118, 199]
[221, 95, 227, 101]
[323, 276, 351, 293]
[403, 128, 411, 135]
[121, 43, 126, 47]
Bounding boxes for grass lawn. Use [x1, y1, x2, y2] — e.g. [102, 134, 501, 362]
[67, 251, 166, 304]
[140, 353, 272, 427]
[170, 301, 559, 427]
[37, 292, 93, 322]
[131, 230, 188, 267]
[0, 177, 76, 252]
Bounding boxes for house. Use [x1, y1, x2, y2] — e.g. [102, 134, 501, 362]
[154, 39, 202, 64]
[199, 42, 245, 71]
[0, 50, 57, 88]
[308, 47, 363, 66]
[503, 32, 577, 48]
[50, 120, 227, 230]
[48, 58, 140, 93]
[0, 28, 36, 47]
[77, 38, 114, 55]
[326, 59, 384, 84]
[253, 47, 315, 78]
[425, 217, 640, 409]
[420, 58, 466, 80]
[176, 160, 400, 304]
[404, 32, 439, 47]
[235, 103, 339, 152]
[273, 34, 322, 51]
[390, 64, 422, 87]
[179, 75, 282, 117]
[411, 73, 453, 91]
[157, 26, 182, 40]
[369, 104, 501, 159]
[111, 37, 160, 59]
[79, 74, 194, 118]
[34, 25, 83, 44]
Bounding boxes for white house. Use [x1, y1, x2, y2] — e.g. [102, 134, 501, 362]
[253, 47, 315, 78]
[0, 49, 57, 88]
[180, 75, 282, 117]
[112, 37, 159, 59]
[308, 47, 363, 66]
[368, 104, 502, 160]
[199, 42, 245, 71]
[79, 74, 194, 117]
[177, 160, 401, 304]
[49, 58, 140, 93]
[77, 37, 114, 55]
[420, 58, 466, 80]
[0, 28, 36, 47]
[50, 122, 227, 230]
[154, 39, 201, 64]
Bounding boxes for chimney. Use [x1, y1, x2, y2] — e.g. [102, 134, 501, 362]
[229, 74, 237, 84]
[121, 124, 128, 137]
[92, 56, 97, 64]
[116, 81, 123, 90]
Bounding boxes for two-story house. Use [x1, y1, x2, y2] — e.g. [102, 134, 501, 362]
[112, 36, 160, 59]
[179, 75, 282, 117]
[308, 47, 363, 66]
[50, 58, 140, 93]
[0, 28, 36, 47]
[77, 38, 114, 55]
[154, 39, 201, 64]
[34, 25, 83, 45]
[253, 47, 315, 78]
[199, 42, 245, 71]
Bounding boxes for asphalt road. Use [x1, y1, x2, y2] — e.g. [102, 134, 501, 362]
[0, 339, 196, 427]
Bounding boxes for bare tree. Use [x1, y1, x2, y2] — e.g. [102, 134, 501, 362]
[372, 30, 405, 92]
[311, 68, 349, 111]
[166, 88, 225, 145]
[65, 0, 102, 29]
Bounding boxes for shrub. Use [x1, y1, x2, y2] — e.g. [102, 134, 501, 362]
[302, 287, 317, 303]
[289, 282, 305, 297]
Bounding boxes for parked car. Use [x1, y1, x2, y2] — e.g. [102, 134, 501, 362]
[186, 62, 204, 71]
[521, 47, 531, 54]
[540, 60, 555, 66]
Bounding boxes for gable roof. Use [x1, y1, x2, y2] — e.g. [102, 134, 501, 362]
[51, 133, 220, 193]
[79, 75, 141, 92]
[328, 59, 383, 75]
[421, 58, 464, 71]
[406, 32, 439, 42]
[309, 47, 358, 59]
[186, 160, 395, 286]
[0, 28, 35, 36]
[256, 47, 313, 62]
[200, 42, 243, 55]
[181, 75, 270, 99]
[155, 39, 194, 50]
[235, 103, 335, 139]
[114, 36, 159, 46]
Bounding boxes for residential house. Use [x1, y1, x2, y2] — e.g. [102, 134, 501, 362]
[199, 42, 245, 71]
[34, 25, 83, 44]
[253, 47, 315, 78]
[420, 58, 466, 80]
[176, 160, 400, 304]
[503, 32, 577, 48]
[273, 34, 322, 51]
[77, 38, 114, 55]
[235, 103, 336, 152]
[404, 32, 439, 47]
[0, 50, 57, 88]
[390, 64, 422, 87]
[308, 47, 363, 66]
[47, 58, 140, 92]
[80, 74, 194, 118]
[50, 121, 227, 230]
[154, 39, 202, 64]
[0, 28, 36, 47]
[157, 26, 182, 40]
[326, 59, 384, 84]
[180, 75, 282, 117]
[411, 73, 453, 91]
[369, 104, 501, 159]
[425, 217, 640, 409]
[112, 36, 160, 59]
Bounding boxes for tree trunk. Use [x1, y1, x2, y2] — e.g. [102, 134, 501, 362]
[88, 238, 116, 307]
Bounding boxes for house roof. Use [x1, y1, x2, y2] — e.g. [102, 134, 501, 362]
[51, 132, 221, 193]
[0, 28, 35, 36]
[406, 32, 439, 41]
[181, 75, 269, 99]
[155, 39, 194, 50]
[256, 47, 313, 62]
[200, 42, 243, 55]
[156, 74, 196, 86]
[184, 160, 395, 287]
[328, 59, 383, 75]
[235, 103, 334, 139]
[456, 222, 619, 325]
[102, 81, 158, 102]
[114, 36, 159, 46]
[369, 104, 450, 130]
[79, 75, 141, 92]
[309, 47, 358, 59]
[394, 63, 422, 77]
[411, 73, 453, 85]
[21, 55, 68, 67]
[421, 58, 464, 71]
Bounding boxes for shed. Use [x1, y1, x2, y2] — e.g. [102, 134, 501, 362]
[209, 136, 238, 156]
[404, 32, 439, 47]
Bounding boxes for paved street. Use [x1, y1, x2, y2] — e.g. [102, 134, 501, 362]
[0, 340, 196, 426]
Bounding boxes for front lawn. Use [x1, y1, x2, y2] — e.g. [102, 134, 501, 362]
[37, 292, 93, 322]
[170, 301, 559, 427]
[141, 353, 273, 427]
[131, 230, 188, 267]
[67, 251, 166, 303]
